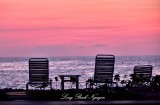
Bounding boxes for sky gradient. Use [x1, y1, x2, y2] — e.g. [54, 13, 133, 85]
[0, 0, 160, 57]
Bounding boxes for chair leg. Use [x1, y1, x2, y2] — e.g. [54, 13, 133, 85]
[50, 84, 52, 90]
[86, 82, 88, 89]
[26, 84, 29, 92]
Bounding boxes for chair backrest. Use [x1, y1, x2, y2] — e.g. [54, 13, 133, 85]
[134, 65, 152, 82]
[29, 58, 49, 84]
[94, 54, 115, 83]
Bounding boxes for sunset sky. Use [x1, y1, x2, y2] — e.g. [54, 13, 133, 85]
[0, 0, 160, 57]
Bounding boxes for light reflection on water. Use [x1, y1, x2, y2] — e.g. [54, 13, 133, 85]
[0, 56, 160, 89]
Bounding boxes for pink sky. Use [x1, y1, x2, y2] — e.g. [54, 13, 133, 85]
[0, 0, 160, 57]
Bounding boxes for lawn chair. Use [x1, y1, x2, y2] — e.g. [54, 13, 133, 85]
[133, 65, 153, 86]
[26, 58, 52, 91]
[86, 54, 115, 89]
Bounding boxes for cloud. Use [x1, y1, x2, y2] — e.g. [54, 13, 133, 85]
[32, 44, 110, 57]
[0, 25, 119, 32]
[32, 45, 79, 56]
[90, 44, 107, 48]
[34, 44, 108, 52]
[35, 45, 68, 50]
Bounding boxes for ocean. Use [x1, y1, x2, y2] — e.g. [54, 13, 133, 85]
[0, 56, 160, 89]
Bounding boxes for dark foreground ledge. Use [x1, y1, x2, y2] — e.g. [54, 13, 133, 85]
[1, 100, 160, 105]
[1, 87, 160, 104]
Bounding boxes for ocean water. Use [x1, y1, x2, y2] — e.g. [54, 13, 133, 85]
[0, 56, 160, 89]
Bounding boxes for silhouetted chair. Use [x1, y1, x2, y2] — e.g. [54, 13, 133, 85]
[86, 54, 115, 89]
[133, 65, 153, 86]
[26, 58, 52, 91]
